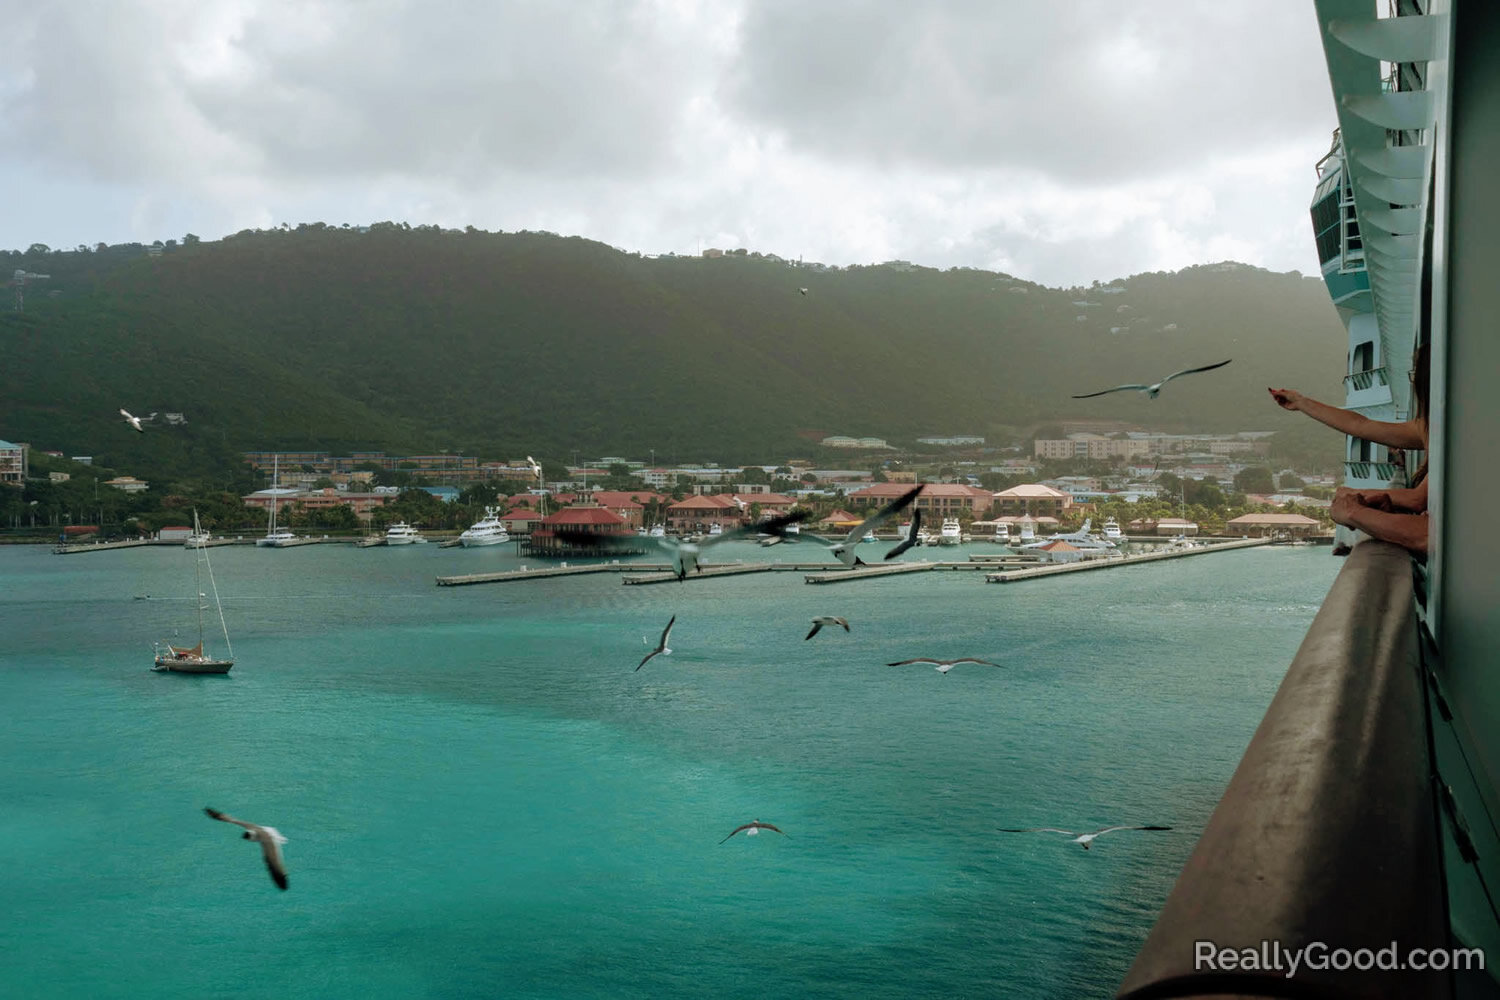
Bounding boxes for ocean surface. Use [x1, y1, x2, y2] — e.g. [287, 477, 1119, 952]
[0, 539, 1340, 999]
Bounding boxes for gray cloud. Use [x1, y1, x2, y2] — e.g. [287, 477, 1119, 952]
[726, 0, 1332, 182]
[0, 1, 1336, 286]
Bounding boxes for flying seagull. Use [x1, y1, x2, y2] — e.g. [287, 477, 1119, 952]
[798, 287, 808, 295]
[997, 825, 1173, 850]
[525, 455, 542, 481]
[802, 485, 923, 568]
[887, 657, 1002, 676]
[556, 510, 809, 581]
[204, 807, 289, 889]
[719, 819, 787, 844]
[1072, 360, 1232, 399]
[805, 616, 849, 640]
[885, 510, 924, 560]
[637, 615, 676, 671]
[119, 408, 146, 433]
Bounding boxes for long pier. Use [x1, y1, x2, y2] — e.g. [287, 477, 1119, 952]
[984, 537, 1272, 583]
[437, 562, 674, 586]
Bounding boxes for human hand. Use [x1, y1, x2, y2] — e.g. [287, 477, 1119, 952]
[1331, 489, 1367, 527]
[1268, 387, 1303, 411]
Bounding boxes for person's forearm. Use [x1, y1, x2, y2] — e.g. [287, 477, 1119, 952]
[1294, 396, 1425, 449]
[1344, 507, 1429, 555]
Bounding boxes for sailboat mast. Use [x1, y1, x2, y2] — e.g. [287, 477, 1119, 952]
[194, 512, 206, 647]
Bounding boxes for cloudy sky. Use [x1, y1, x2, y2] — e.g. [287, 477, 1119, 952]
[0, 1, 1336, 288]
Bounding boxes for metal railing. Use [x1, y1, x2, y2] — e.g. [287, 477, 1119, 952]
[1118, 540, 1447, 998]
[1344, 366, 1391, 391]
[1345, 460, 1403, 482]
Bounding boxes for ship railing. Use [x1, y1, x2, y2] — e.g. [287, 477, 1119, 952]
[1343, 365, 1390, 392]
[1117, 540, 1448, 998]
[1344, 460, 1403, 482]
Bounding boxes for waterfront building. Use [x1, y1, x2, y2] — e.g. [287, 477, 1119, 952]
[525, 505, 637, 556]
[0, 439, 25, 486]
[665, 495, 741, 534]
[845, 482, 995, 517]
[1224, 513, 1324, 538]
[991, 483, 1074, 518]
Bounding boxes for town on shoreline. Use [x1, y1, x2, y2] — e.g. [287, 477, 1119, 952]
[1, 425, 1338, 546]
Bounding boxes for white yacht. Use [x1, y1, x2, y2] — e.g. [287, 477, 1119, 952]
[935, 517, 962, 545]
[385, 521, 428, 545]
[707, 523, 723, 536]
[183, 527, 212, 548]
[649, 524, 666, 538]
[459, 507, 509, 547]
[1102, 517, 1123, 541]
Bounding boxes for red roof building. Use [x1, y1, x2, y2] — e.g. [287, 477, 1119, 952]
[666, 494, 742, 533]
[526, 504, 639, 556]
[847, 482, 996, 517]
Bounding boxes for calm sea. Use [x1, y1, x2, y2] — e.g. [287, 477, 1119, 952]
[0, 539, 1339, 999]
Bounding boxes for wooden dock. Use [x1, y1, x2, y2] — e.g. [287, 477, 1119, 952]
[621, 562, 831, 585]
[985, 538, 1272, 583]
[437, 562, 674, 586]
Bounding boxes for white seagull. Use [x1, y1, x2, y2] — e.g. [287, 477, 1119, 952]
[805, 616, 849, 640]
[204, 807, 289, 889]
[798, 287, 808, 295]
[998, 824, 1173, 850]
[805, 485, 923, 568]
[887, 657, 1002, 676]
[525, 455, 543, 481]
[119, 408, 146, 433]
[637, 615, 676, 671]
[719, 819, 787, 844]
[1072, 359, 1232, 399]
[559, 511, 808, 581]
[885, 509, 924, 560]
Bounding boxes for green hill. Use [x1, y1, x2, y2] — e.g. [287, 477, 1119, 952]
[2, 226, 1346, 476]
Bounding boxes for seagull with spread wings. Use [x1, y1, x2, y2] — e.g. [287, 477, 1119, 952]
[637, 615, 675, 671]
[885, 510, 924, 560]
[119, 408, 147, 433]
[204, 807, 289, 889]
[1072, 360, 1232, 399]
[805, 616, 849, 640]
[887, 657, 1002, 676]
[997, 824, 1173, 849]
[803, 485, 923, 568]
[719, 819, 787, 844]
[557, 511, 809, 581]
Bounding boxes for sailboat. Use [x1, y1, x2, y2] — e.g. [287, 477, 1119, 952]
[256, 455, 297, 547]
[154, 510, 235, 674]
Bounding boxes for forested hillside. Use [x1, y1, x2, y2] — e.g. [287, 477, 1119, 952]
[2, 226, 1345, 475]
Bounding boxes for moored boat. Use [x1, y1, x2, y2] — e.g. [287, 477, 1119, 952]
[154, 511, 234, 674]
[459, 507, 509, 547]
[385, 521, 428, 545]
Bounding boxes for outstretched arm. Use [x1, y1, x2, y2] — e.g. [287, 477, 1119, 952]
[1268, 388, 1426, 449]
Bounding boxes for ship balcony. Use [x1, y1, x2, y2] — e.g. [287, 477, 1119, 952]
[1344, 460, 1402, 484]
[1343, 365, 1393, 407]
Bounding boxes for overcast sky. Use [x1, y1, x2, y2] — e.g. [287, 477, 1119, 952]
[0, 1, 1336, 288]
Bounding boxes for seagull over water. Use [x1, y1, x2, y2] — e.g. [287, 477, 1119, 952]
[802, 485, 922, 568]
[798, 287, 808, 295]
[558, 511, 809, 581]
[886, 510, 924, 560]
[805, 616, 849, 640]
[887, 657, 1002, 675]
[719, 819, 787, 844]
[637, 615, 675, 671]
[204, 807, 289, 889]
[1072, 360, 1232, 399]
[998, 824, 1173, 849]
[119, 408, 146, 433]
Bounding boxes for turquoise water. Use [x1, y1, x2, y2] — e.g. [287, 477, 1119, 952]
[0, 541, 1339, 999]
